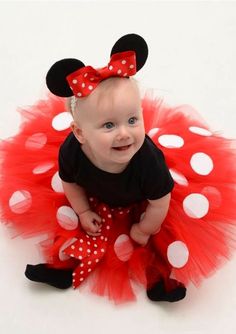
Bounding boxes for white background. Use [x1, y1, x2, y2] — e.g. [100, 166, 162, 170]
[0, 1, 236, 334]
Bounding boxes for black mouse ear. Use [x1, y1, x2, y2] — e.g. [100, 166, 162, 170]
[46, 58, 85, 97]
[110, 33, 148, 72]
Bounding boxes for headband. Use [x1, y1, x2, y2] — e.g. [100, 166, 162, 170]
[46, 33, 148, 98]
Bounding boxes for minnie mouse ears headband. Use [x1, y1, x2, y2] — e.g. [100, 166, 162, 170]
[46, 33, 148, 98]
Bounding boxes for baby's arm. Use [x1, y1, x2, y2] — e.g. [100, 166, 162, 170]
[62, 181, 102, 236]
[130, 193, 171, 246]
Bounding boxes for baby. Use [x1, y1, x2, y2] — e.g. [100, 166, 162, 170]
[25, 34, 186, 302]
[62, 77, 172, 246]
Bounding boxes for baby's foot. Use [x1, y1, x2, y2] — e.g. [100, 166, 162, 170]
[147, 279, 186, 302]
[25, 263, 73, 289]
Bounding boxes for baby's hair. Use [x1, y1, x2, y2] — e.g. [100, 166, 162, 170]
[67, 77, 140, 122]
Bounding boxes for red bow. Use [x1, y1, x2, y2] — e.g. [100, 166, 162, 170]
[62, 201, 134, 289]
[66, 51, 136, 98]
[63, 203, 114, 289]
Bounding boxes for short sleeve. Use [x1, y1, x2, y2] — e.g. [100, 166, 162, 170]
[140, 143, 174, 200]
[58, 145, 75, 183]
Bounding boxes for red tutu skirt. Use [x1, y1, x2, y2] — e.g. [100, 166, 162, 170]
[0, 93, 236, 303]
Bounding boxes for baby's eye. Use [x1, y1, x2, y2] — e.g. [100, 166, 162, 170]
[128, 117, 138, 125]
[103, 122, 115, 129]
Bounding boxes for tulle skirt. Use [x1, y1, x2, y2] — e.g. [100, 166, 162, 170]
[0, 93, 236, 303]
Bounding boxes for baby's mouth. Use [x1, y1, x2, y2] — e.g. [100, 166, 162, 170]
[112, 144, 132, 151]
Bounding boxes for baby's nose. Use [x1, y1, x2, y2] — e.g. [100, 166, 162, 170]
[117, 126, 130, 140]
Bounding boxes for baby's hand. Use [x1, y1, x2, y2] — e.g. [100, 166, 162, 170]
[130, 223, 150, 246]
[79, 210, 102, 236]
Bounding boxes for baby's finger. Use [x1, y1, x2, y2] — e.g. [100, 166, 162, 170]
[87, 222, 99, 233]
[86, 231, 101, 237]
[94, 221, 102, 229]
[93, 213, 102, 223]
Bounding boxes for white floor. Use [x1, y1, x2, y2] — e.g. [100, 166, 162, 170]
[0, 1, 236, 333]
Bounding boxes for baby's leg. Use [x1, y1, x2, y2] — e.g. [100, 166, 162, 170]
[146, 278, 186, 302]
[25, 264, 73, 289]
[145, 247, 186, 302]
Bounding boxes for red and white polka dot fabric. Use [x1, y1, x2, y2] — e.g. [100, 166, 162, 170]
[63, 201, 113, 289]
[66, 51, 136, 98]
[0, 93, 236, 303]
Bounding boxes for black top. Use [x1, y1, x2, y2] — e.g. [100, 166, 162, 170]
[59, 133, 174, 207]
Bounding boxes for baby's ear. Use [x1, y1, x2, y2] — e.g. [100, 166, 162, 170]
[70, 121, 85, 144]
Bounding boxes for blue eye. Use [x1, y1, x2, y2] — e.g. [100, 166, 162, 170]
[103, 122, 115, 129]
[128, 117, 137, 125]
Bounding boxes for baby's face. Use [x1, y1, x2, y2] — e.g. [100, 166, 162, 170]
[72, 78, 145, 172]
